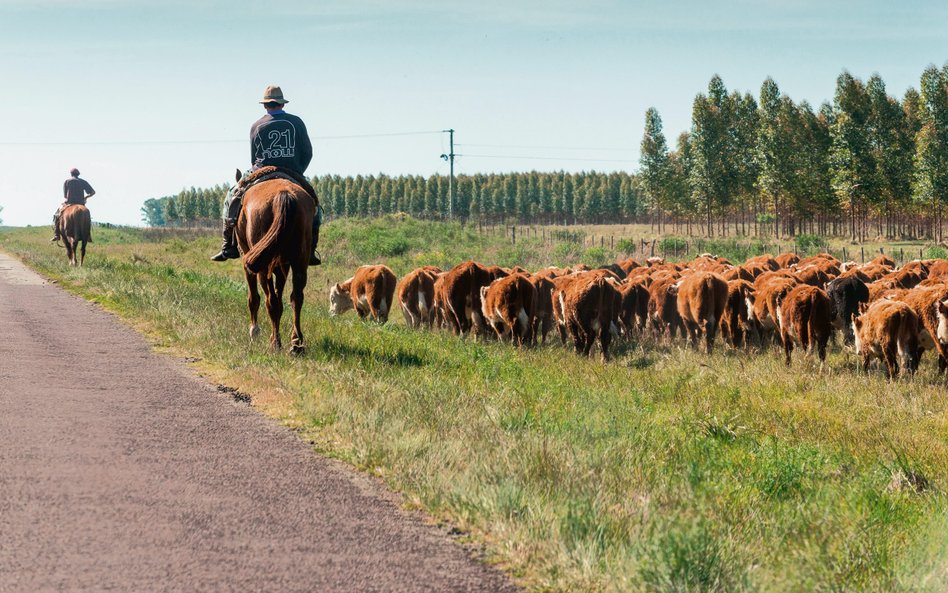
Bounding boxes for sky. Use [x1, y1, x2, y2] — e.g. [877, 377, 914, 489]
[0, 0, 945, 226]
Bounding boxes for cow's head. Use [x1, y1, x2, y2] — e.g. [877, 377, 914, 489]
[851, 315, 864, 353]
[936, 299, 948, 345]
[329, 283, 353, 316]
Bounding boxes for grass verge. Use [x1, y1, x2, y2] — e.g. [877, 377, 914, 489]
[2, 219, 947, 593]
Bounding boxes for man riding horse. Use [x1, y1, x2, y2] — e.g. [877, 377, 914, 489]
[51, 168, 95, 243]
[211, 85, 322, 265]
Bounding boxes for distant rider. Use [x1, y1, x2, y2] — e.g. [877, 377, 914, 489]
[211, 85, 322, 265]
[51, 168, 95, 242]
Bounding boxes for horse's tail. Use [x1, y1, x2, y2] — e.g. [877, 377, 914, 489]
[243, 191, 294, 275]
[79, 207, 92, 242]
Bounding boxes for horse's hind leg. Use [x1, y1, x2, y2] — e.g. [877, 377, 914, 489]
[261, 272, 283, 350]
[79, 240, 87, 267]
[64, 238, 74, 266]
[245, 269, 261, 341]
[289, 263, 308, 355]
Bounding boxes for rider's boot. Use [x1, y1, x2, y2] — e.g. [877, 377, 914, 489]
[50, 214, 61, 242]
[210, 219, 240, 261]
[309, 208, 322, 266]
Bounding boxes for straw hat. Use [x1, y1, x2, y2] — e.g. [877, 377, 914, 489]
[259, 85, 289, 105]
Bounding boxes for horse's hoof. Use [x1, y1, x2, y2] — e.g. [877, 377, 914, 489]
[249, 325, 260, 340]
[290, 345, 305, 356]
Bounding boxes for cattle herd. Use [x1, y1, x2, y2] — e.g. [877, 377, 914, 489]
[328, 252, 948, 379]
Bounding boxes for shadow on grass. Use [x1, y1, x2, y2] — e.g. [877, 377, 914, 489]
[315, 336, 426, 367]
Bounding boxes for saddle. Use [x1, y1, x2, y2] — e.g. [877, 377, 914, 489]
[233, 166, 319, 206]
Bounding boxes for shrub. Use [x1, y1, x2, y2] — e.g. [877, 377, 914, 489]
[794, 234, 823, 254]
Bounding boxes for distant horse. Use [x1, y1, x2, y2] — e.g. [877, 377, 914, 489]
[234, 170, 315, 354]
[59, 204, 91, 266]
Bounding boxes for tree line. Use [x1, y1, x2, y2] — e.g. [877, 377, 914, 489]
[641, 65, 948, 241]
[140, 172, 643, 227]
[141, 64, 947, 241]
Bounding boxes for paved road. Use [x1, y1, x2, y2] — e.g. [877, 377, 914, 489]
[0, 252, 515, 593]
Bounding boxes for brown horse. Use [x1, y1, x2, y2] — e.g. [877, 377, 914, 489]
[234, 171, 315, 354]
[59, 204, 91, 266]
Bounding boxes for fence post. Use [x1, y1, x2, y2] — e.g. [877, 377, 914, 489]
[861, 246, 865, 263]
[512, 225, 516, 246]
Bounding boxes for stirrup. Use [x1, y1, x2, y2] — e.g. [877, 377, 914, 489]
[309, 249, 321, 266]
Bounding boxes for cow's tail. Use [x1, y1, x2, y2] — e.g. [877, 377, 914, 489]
[243, 191, 293, 274]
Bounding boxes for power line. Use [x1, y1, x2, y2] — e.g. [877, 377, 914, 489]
[456, 142, 636, 153]
[0, 130, 444, 147]
[457, 153, 631, 164]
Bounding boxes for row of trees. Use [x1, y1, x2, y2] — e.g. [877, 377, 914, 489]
[141, 172, 644, 227]
[142, 64, 947, 240]
[640, 65, 948, 241]
[141, 185, 229, 228]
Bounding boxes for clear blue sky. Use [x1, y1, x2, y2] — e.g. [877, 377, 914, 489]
[0, 0, 945, 226]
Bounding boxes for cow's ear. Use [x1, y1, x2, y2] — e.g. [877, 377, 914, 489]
[854, 317, 863, 328]
[334, 283, 342, 291]
[939, 300, 948, 316]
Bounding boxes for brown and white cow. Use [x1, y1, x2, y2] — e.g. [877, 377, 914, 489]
[720, 279, 757, 349]
[330, 265, 397, 323]
[888, 285, 948, 373]
[480, 273, 538, 346]
[527, 274, 556, 344]
[560, 274, 619, 362]
[753, 276, 799, 344]
[853, 299, 921, 378]
[676, 271, 728, 353]
[616, 278, 650, 337]
[396, 266, 441, 328]
[438, 261, 507, 337]
[647, 274, 683, 342]
[776, 284, 832, 366]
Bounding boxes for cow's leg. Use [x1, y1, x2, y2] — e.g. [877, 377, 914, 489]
[598, 319, 612, 363]
[704, 317, 717, 355]
[938, 354, 947, 375]
[260, 272, 283, 350]
[783, 332, 793, 366]
[883, 344, 898, 379]
[796, 320, 810, 358]
[288, 263, 307, 355]
[245, 268, 261, 340]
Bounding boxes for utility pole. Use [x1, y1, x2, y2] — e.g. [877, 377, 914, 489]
[441, 129, 455, 219]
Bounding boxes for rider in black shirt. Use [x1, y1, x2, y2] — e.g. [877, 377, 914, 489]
[211, 85, 321, 265]
[52, 168, 95, 242]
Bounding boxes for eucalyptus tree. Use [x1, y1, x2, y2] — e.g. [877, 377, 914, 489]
[689, 75, 737, 236]
[830, 71, 875, 241]
[639, 107, 672, 228]
[756, 78, 796, 237]
[913, 64, 948, 241]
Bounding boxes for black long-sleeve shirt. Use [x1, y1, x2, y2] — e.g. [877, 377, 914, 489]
[63, 177, 94, 204]
[250, 111, 313, 174]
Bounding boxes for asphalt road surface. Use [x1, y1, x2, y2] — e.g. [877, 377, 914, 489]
[0, 252, 516, 593]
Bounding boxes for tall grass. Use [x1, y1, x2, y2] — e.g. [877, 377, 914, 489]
[2, 219, 946, 593]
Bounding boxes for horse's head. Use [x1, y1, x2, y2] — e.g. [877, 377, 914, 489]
[329, 283, 353, 316]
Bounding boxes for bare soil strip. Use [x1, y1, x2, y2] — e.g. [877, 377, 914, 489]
[0, 252, 515, 593]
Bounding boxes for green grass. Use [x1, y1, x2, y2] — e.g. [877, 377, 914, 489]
[2, 219, 947, 593]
